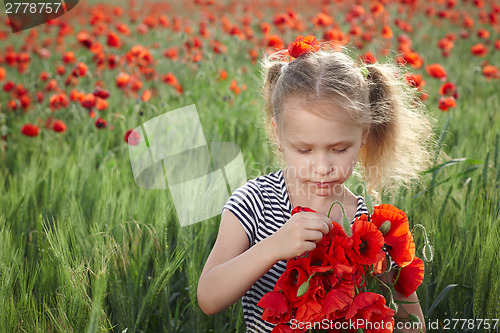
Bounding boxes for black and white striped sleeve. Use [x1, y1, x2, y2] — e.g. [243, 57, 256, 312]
[221, 180, 264, 247]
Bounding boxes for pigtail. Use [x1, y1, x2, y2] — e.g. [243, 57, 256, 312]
[360, 63, 437, 201]
[259, 56, 286, 160]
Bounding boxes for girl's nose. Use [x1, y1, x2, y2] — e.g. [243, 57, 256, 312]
[311, 154, 333, 176]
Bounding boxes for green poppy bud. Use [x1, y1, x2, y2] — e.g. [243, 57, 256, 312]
[379, 220, 391, 235]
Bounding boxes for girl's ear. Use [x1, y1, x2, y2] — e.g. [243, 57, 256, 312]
[271, 116, 281, 149]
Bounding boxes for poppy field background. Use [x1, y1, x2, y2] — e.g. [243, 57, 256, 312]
[0, 0, 499, 332]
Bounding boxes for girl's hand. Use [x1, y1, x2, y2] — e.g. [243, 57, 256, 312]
[268, 211, 333, 261]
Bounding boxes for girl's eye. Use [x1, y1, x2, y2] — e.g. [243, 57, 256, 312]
[297, 149, 310, 154]
[335, 148, 348, 153]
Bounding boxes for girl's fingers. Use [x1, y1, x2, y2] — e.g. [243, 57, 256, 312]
[302, 229, 324, 242]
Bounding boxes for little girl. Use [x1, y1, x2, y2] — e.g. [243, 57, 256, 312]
[198, 36, 434, 333]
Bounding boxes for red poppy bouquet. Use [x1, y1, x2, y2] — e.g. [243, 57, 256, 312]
[257, 203, 432, 333]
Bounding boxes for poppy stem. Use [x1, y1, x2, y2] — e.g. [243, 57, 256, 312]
[327, 200, 351, 236]
[411, 224, 434, 262]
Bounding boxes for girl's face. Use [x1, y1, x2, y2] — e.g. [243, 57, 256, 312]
[272, 97, 369, 200]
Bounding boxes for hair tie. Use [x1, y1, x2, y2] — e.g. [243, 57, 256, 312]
[360, 66, 369, 79]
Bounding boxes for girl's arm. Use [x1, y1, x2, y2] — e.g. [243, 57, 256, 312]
[197, 209, 280, 315]
[197, 209, 332, 315]
[378, 269, 427, 333]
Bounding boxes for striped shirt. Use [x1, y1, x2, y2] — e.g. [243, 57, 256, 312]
[221, 169, 370, 333]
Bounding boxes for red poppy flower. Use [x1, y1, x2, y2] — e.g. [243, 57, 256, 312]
[141, 89, 152, 102]
[95, 117, 107, 129]
[439, 82, 457, 97]
[323, 280, 355, 320]
[52, 120, 67, 133]
[425, 63, 447, 80]
[471, 43, 488, 57]
[93, 87, 110, 99]
[265, 34, 284, 50]
[294, 287, 324, 323]
[381, 25, 393, 39]
[275, 256, 311, 307]
[21, 124, 40, 137]
[116, 72, 130, 88]
[81, 93, 96, 109]
[107, 32, 121, 48]
[287, 35, 321, 58]
[125, 129, 141, 145]
[345, 292, 395, 332]
[439, 96, 457, 111]
[96, 97, 108, 111]
[256, 291, 292, 324]
[402, 51, 424, 69]
[291, 206, 317, 215]
[370, 204, 415, 267]
[394, 257, 425, 298]
[483, 65, 500, 79]
[349, 218, 385, 266]
[362, 51, 377, 64]
[405, 73, 425, 91]
[62, 51, 75, 64]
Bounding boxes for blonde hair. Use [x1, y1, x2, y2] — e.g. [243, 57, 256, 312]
[259, 47, 437, 201]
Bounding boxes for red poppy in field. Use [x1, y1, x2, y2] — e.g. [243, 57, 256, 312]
[425, 63, 447, 80]
[287, 35, 321, 58]
[62, 51, 75, 64]
[49, 93, 69, 110]
[125, 129, 141, 145]
[141, 89, 152, 102]
[362, 51, 377, 64]
[344, 292, 395, 332]
[265, 34, 284, 50]
[471, 43, 488, 56]
[256, 291, 292, 324]
[93, 87, 110, 99]
[349, 217, 385, 266]
[21, 124, 40, 137]
[477, 28, 490, 39]
[77, 31, 93, 49]
[483, 65, 500, 79]
[401, 51, 424, 69]
[0, 67, 5, 81]
[370, 204, 415, 267]
[218, 69, 228, 81]
[116, 23, 131, 35]
[107, 32, 121, 48]
[3, 81, 14, 92]
[381, 25, 393, 39]
[162, 73, 178, 86]
[439, 96, 457, 111]
[163, 47, 179, 60]
[38, 71, 49, 81]
[72, 62, 88, 77]
[312, 12, 334, 27]
[52, 120, 67, 133]
[116, 72, 130, 88]
[96, 97, 108, 111]
[405, 73, 425, 91]
[81, 93, 96, 109]
[95, 117, 107, 129]
[439, 82, 458, 98]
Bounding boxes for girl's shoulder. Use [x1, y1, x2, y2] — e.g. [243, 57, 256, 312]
[239, 169, 285, 196]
